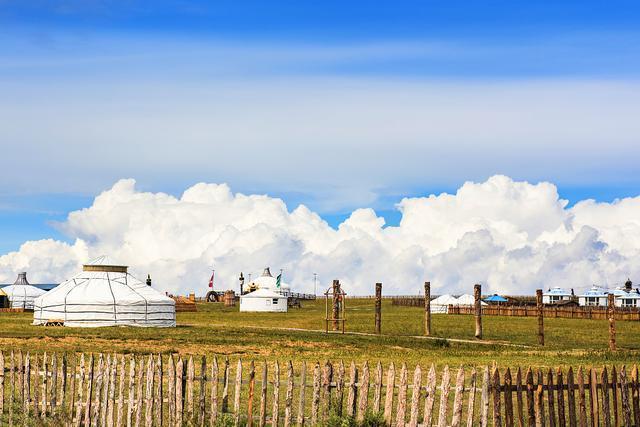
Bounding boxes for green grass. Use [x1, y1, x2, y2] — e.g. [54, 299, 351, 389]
[1, 299, 639, 368]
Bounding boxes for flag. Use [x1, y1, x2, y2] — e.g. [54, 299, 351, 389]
[276, 273, 282, 289]
[208, 271, 214, 288]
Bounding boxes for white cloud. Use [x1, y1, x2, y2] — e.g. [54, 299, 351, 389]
[1, 175, 639, 296]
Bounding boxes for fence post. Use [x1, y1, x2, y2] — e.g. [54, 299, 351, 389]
[424, 282, 431, 336]
[474, 284, 482, 339]
[332, 280, 340, 331]
[536, 289, 544, 346]
[608, 294, 616, 351]
[375, 283, 382, 334]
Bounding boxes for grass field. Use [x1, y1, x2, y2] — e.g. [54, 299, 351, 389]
[1, 299, 639, 369]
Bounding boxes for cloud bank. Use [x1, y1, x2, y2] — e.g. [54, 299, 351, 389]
[1, 175, 639, 296]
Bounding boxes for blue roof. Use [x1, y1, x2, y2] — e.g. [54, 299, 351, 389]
[484, 294, 508, 302]
[543, 287, 572, 296]
[578, 286, 608, 297]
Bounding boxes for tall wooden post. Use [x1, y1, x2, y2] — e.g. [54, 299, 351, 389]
[536, 289, 544, 346]
[332, 280, 340, 331]
[424, 282, 431, 336]
[608, 294, 616, 351]
[374, 283, 382, 334]
[474, 284, 482, 339]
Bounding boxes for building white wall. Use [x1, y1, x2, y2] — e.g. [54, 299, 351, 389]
[542, 295, 572, 304]
[240, 295, 288, 312]
[578, 296, 608, 307]
[615, 297, 640, 308]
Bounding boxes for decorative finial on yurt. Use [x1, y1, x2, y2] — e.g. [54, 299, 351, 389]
[262, 267, 272, 277]
[14, 272, 29, 286]
[146, 274, 152, 287]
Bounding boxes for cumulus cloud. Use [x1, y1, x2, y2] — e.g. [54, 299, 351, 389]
[1, 175, 639, 296]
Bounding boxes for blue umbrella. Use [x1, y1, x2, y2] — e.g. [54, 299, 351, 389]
[484, 294, 508, 303]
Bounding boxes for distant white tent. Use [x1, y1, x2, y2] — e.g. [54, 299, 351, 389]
[431, 294, 458, 313]
[33, 256, 175, 327]
[454, 294, 488, 306]
[240, 288, 288, 312]
[2, 272, 46, 310]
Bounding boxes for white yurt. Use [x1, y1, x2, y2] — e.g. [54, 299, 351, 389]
[454, 294, 488, 306]
[2, 272, 46, 310]
[247, 267, 291, 294]
[33, 256, 176, 327]
[431, 294, 458, 313]
[240, 288, 288, 312]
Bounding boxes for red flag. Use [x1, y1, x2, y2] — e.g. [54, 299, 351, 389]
[208, 271, 214, 288]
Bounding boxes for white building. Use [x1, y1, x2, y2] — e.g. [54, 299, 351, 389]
[542, 287, 573, 304]
[33, 256, 175, 327]
[240, 288, 288, 312]
[610, 288, 640, 308]
[2, 272, 46, 310]
[578, 286, 609, 307]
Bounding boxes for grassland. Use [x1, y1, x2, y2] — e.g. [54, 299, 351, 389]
[1, 299, 639, 369]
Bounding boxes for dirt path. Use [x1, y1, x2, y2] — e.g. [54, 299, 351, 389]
[204, 323, 534, 348]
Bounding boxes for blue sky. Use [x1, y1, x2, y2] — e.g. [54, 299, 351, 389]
[1, 0, 640, 254]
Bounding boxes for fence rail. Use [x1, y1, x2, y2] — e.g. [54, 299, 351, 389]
[448, 304, 640, 321]
[0, 350, 639, 426]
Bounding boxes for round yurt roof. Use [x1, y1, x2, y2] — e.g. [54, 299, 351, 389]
[33, 256, 175, 328]
[431, 294, 457, 305]
[2, 272, 46, 309]
[248, 267, 291, 291]
[455, 294, 488, 306]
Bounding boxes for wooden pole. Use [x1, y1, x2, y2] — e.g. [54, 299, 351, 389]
[375, 282, 382, 334]
[424, 282, 431, 336]
[536, 289, 544, 346]
[474, 284, 482, 339]
[608, 293, 616, 351]
[332, 280, 340, 332]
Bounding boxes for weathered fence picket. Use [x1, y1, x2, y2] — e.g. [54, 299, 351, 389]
[0, 350, 638, 426]
[424, 364, 437, 427]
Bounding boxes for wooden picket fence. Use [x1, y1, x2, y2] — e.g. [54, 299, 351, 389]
[448, 305, 640, 321]
[1, 350, 640, 426]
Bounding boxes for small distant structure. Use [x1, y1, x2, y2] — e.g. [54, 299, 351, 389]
[578, 286, 609, 307]
[1, 272, 46, 311]
[483, 294, 508, 305]
[609, 280, 640, 308]
[172, 293, 197, 312]
[430, 294, 458, 313]
[240, 288, 288, 312]
[542, 287, 573, 305]
[224, 290, 236, 307]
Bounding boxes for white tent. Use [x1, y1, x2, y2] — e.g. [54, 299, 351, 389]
[431, 294, 458, 313]
[2, 272, 46, 310]
[454, 294, 488, 306]
[240, 288, 288, 312]
[33, 256, 175, 327]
